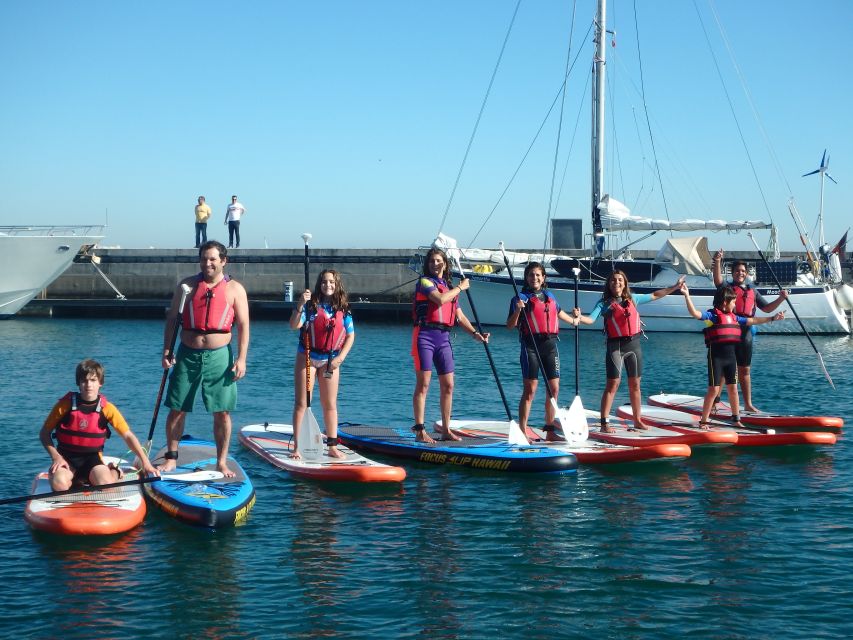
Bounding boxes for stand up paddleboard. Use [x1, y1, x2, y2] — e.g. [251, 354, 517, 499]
[25, 457, 146, 536]
[146, 436, 255, 528]
[449, 419, 691, 465]
[239, 423, 406, 483]
[586, 410, 738, 448]
[338, 422, 577, 474]
[648, 393, 844, 433]
[623, 404, 837, 447]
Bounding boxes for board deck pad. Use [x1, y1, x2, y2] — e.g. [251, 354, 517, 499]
[146, 435, 255, 528]
[239, 423, 406, 482]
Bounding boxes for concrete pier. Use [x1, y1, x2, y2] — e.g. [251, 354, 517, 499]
[20, 247, 852, 319]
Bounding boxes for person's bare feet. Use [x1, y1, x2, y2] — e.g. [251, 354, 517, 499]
[157, 459, 178, 473]
[743, 405, 760, 413]
[415, 430, 436, 444]
[327, 446, 346, 459]
[434, 427, 462, 441]
[217, 460, 236, 478]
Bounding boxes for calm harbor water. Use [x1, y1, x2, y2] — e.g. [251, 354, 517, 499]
[1, 318, 851, 639]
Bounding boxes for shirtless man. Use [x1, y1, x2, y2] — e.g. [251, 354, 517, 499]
[158, 240, 250, 478]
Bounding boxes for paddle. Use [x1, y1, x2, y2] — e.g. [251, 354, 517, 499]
[146, 283, 193, 451]
[296, 232, 324, 461]
[432, 234, 525, 445]
[0, 469, 226, 506]
[497, 242, 581, 443]
[563, 267, 589, 443]
[746, 232, 835, 390]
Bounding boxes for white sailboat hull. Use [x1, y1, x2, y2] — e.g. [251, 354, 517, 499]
[0, 226, 104, 318]
[460, 269, 851, 334]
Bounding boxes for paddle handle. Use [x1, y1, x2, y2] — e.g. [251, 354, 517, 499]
[0, 475, 159, 506]
[572, 267, 580, 398]
[148, 284, 192, 444]
[302, 233, 312, 291]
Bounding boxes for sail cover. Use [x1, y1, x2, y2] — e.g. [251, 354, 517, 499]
[655, 237, 712, 275]
[598, 195, 772, 232]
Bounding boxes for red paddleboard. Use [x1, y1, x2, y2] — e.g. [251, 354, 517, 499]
[648, 393, 844, 433]
[24, 457, 146, 536]
[622, 404, 837, 447]
[449, 419, 692, 464]
[586, 411, 737, 448]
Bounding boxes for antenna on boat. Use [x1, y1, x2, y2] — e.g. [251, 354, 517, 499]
[802, 149, 837, 248]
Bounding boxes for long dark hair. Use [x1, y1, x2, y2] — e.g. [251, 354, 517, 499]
[521, 262, 546, 294]
[602, 269, 633, 303]
[311, 269, 350, 314]
[421, 248, 453, 284]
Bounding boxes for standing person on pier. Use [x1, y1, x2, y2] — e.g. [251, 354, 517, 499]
[158, 240, 250, 478]
[224, 195, 246, 249]
[194, 196, 211, 248]
[411, 247, 489, 443]
[712, 250, 788, 412]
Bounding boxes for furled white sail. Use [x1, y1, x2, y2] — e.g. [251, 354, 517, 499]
[598, 195, 772, 232]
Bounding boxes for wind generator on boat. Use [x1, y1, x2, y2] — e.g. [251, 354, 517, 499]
[427, 0, 851, 334]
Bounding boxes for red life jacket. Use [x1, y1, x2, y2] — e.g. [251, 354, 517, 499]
[519, 290, 559, 337]
[306, 305, 348, 354]
[54, 392, 111, 453]
[733, 284, 756, 317]
[603, 298, 641, 338]
[412, 277, 458, 328]
[182, 274, 234, 333]
[703, 309, 742, 345]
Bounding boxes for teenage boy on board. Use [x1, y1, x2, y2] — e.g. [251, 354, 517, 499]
[40, 359, 159, 491]
[681, 283, 783, 429]
[712, 249, 788, 412]
[158, 240, 250, 478]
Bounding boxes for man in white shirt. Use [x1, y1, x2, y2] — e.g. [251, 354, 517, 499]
[224, 195, 246, 248]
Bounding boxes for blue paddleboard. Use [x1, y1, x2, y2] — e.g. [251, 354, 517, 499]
[338, 423, 577, 474]
[146, 435, 255, 528]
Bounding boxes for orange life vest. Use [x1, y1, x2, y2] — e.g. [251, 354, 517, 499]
[733, 285, 756, 317]
[305, 304, 348, 354]
[182, 274, 234, 333]
[703, 309, 742, 345]
[54, 392, 111, 453]
[412, 277, 458, 329]
[604, 298, 641, 338]
[518, 290, 560, 337]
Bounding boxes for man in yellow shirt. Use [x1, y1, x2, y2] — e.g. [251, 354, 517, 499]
[194, 196, 212, 248]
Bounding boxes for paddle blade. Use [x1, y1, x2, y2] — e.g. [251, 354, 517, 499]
[506, 419, 529, 446]
[296, 410, 324, 461]
[817, 352, 836, 390]
[553, 395, 589, 444]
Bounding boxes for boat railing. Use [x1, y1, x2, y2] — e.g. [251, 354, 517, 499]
[0, 224, 106, 237]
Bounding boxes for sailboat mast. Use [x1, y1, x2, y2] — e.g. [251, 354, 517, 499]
[818, 169, 826, 248]
[591, 0, 607, 255]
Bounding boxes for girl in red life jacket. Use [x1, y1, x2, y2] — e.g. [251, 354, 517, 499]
[289, 270, 355, 459]
[682, 284, 783, 429]
[711, 250, 789, 413]
[411, 248, 489, 443]
[575, 270, 685, 432]
[506, 262, 580, 439]
[39, 359, 159, 491]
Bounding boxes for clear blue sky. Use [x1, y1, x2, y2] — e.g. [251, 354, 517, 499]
[2, 1, 850, 253]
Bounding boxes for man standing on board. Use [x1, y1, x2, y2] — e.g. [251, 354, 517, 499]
[194, 196, 211, 248]
[224, 195, 246, 248]
[158, 240, 250, 478]
[712, 249, 788, 413]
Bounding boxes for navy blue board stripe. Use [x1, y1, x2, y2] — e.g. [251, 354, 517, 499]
[338, 423, 577, 474]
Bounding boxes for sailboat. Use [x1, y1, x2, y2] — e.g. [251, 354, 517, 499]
[436, 1, 852, 334]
